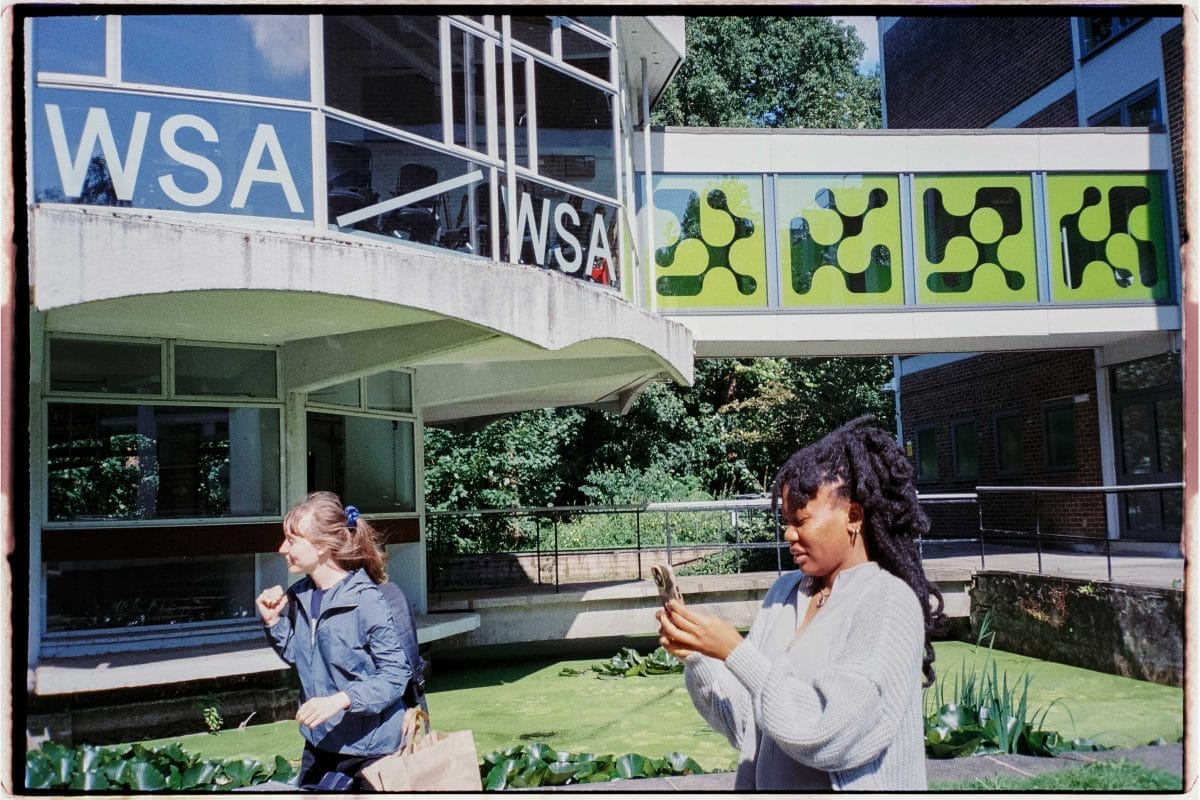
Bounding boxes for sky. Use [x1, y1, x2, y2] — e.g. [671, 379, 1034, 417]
[833, 16, 880, 75]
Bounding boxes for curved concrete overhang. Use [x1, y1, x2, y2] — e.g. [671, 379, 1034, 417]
[29, 204, 694, 424]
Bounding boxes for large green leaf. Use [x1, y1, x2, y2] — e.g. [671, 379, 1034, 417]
[524, 743, 556, 763]
[271, 755, 296, 783]
[25, 757, 57, 790]
[69, 769, 112, 790]
[615, 753, 647, 779]
[126, 760, 169, 791]
[484, 758, 521, 791]
[544, 761, 578, 785]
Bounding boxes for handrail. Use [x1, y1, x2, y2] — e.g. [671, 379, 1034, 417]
[976, 483, 1183, 493]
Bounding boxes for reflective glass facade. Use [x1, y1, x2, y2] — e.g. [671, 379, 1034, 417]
[29, 13, 622, 289]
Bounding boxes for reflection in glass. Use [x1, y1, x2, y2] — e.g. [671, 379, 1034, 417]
[995, 413, 1022, 474]
[47, 403, 281, 521]
[325, 16, 442, 141]
[1112, 354, 1180, 391]
[307, 413, 416, 513]
[33, 16, 106, 76]
[1119, 403, 1154, 475]
[123, 15, 310, 100]
[916, 428, 937, 481]
[572, 16, 613, 37]
[952, 420, 978, 478]
[501, 179, 618, 286]
[562, 26, 612, 82]
[309, 379, 360, 408]
[1044, 403, 1076, 468]
[50, 338, 161, 394]
[509, 16, 552, 53]
[451, 29, 491, 156]
[326, 118, 491, 257]
[33, 87, 312, 218]
[367, 372, 413, 413]
[175, 346, 277, 398]
[1156, 399, 1181, 473]
[45, 554, 255, 631]
[534, 61, 615, 196]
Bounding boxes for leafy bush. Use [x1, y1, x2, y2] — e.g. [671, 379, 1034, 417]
[479, 743, 706, 790]
[559, 647, 683, 678]
[923, 615, 1106, 758]
[933, 759, 1182, 791]
[25, 741, 295, 791]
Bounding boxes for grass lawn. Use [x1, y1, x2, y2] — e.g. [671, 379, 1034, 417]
[931, 759, 1183, 791]
[136, 641, 1182, 775]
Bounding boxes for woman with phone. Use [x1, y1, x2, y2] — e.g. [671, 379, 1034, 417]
[657, 416, 946, 790]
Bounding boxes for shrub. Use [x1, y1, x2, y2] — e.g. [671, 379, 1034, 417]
[559, 647, 683, 678]
[25, 741, 295, 791]
[479, 743, 706, 790]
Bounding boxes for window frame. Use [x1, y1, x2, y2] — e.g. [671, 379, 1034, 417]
[1077, 16, 1149, 60]
[1087, 81, 1162, 129]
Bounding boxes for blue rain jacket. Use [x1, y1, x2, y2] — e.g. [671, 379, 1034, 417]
[265, 568, 412, 756]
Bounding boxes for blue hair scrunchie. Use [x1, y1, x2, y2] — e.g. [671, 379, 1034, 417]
[345, 505, 360, 530]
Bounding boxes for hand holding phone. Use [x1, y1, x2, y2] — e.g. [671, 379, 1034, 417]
[651, 563, 683, 605]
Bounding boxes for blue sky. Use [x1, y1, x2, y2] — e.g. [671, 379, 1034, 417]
[832, 16, 879, 75]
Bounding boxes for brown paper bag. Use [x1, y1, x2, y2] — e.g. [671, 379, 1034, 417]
[361, 708, 483, 792]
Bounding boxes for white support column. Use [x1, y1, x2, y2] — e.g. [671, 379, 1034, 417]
[27, 310, 46, 673]
[1094, 348, 1121, 539]
[640, 57, 656, 315]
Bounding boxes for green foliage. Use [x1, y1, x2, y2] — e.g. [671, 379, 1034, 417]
[196, 693, 224, 734]
[933, 759, 1182, 791]
[923, 615, 1106, 758]
[559, 647, 683, 678]
[479, 744, 705, 790]
[25, 741, 294, 791]
[651, 17, 880, 129]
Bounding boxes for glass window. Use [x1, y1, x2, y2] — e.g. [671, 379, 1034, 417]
[1113, 354, 1181, 392]
[534, 62, 614, 196]
[451, 29, 492, 156]
[325, 118, 491, 257]
[175, 345, 277, 398]
[324, 15, 442, 141]
[502, 52, 531, 165]
[50, 338, 162, 394]
[1044, 401, 1077, 469]
[561, 26, 612, 82]
[572, 17, 613, 38]
[122, 15, 310, 100]
[32, 87, 313, 219]
[1156, 398, 1181, 474]
[995, 412, 1022, 475]
[501, 179, 619, 285]
[367, 372, 413, 413]
[33, 16, 107, 76]
[1079, 16, 1145, 56]
[47, 403, 281, 521]
[45, 554, 255, 632]
[952, 420, 978, 479]
[307, 413, 416, 513]
[1088, 83, 1160, 128]
[916, 427, 937, 482]
[509, 16, 552, 53]
[309, 379, 360, 408]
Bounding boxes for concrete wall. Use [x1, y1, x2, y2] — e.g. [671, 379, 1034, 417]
[969, 570, 1183, 686]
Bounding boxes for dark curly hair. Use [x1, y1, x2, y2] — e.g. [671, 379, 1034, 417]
[771, 415, 947, 686]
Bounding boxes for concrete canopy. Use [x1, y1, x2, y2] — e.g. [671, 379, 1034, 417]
[30, 204, 694, 425]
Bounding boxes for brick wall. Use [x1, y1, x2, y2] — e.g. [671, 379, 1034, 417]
[1018, 92, 1078, 127]
[1161, 25, 1186, 239]
[901, 351, 1108, 538]
[884, 17, 1075, 128]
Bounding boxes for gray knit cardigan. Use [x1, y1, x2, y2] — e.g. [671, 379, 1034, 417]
[683, 562, 928, 790]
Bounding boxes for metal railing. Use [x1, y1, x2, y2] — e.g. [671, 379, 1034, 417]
[425, 483, 1182, 593]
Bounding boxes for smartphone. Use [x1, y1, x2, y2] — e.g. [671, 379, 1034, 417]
[651, 563, 683, 605]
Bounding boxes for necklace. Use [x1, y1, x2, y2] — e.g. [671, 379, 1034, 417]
[814, 585, 831, 608]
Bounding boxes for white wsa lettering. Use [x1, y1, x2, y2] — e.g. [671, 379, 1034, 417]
[158, 114, 222, 207]
[231, 124, 304, 213]
[45, 104, 150, 200]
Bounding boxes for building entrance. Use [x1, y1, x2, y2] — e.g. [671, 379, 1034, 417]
[1112, 354, 1183, 541]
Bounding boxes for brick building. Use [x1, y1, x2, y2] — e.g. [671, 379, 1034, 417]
[880, 13, 1185, 543]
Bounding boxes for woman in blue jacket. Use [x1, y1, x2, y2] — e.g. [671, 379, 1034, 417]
[257, 491, 412, 791]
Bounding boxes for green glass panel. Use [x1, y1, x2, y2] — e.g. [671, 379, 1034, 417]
[914, 174, 1038, 305]
[777, 175, 903, 307]
[648, 174, 767, 309]
[1046, 173, 1170, 303]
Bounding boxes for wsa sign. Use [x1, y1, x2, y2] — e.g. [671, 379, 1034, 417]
[32, 88, 313, 221]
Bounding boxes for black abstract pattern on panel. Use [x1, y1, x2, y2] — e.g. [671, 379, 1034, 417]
[789, 187, 892, 295]
[655, 188, 758, 297]
[1059, 185, 1157, 290]
[923, 187, 1025, 294]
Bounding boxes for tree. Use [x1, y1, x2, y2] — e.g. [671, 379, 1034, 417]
[651, 17, 881, 129]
